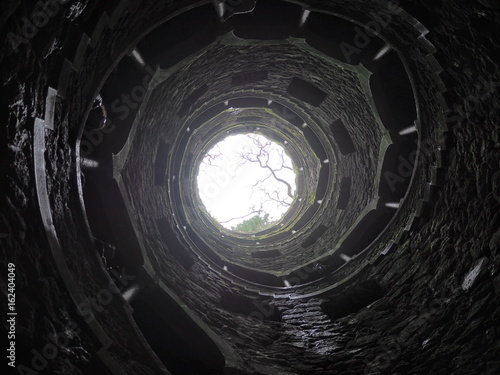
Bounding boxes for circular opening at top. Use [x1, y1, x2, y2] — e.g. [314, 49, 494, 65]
[197, 133, 297, 233]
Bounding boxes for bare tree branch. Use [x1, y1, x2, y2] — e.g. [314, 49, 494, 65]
[219, 207, 263, 224]
[238, 136, 295, 200]
[200, 134, 295, 227]
[206, 144, 222, 166]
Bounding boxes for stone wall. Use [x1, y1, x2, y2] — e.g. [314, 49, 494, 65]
[1, 1, 498, 374]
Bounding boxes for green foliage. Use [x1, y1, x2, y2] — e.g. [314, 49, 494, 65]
[232, 213, 274, 233]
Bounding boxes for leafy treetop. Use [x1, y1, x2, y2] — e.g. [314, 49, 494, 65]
[231, 213, 274, 233]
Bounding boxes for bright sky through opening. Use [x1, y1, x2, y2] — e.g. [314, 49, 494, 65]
[197, 133, 297, 230]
